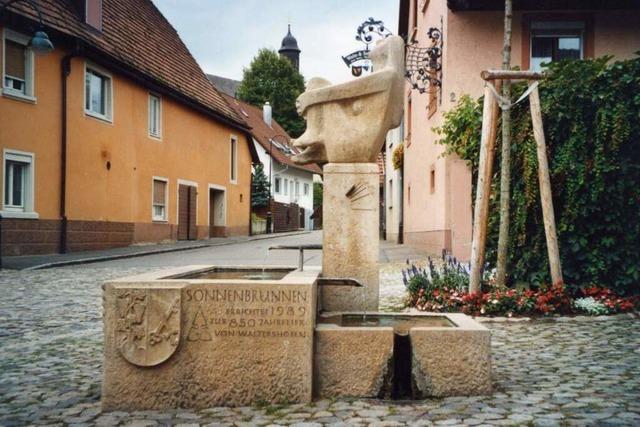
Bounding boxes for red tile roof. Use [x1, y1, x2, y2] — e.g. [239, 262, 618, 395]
[4, 0, 247, 129]
[222, 94, 322, 175]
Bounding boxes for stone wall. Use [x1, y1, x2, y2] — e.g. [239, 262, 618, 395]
[1, 218, 61, 256]
[1, 218, 134, 256]
[66, 220, 134, 252]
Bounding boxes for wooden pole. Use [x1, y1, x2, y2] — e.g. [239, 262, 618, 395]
[529, 84, 563, 285]
[469, 82, 501, 293]
[481, 70, 544, 81]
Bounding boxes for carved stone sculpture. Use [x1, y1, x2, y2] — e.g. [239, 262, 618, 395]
[292, 35, 405, 165]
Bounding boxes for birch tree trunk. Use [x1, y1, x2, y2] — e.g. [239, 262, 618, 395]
[495, 0, 512, 287]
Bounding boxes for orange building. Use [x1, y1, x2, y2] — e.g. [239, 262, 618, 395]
[0, 0, 257, 256]
[393, 0, 640, 260]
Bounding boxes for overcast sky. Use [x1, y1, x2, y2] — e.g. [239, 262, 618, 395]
[153, 0, 399, 84]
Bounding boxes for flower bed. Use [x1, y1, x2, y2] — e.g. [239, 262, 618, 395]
[403, 257, 639, 317]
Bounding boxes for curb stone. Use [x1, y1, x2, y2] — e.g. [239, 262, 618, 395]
[18, 230, 310, 271]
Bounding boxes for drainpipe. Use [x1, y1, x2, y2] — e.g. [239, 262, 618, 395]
[398, 164, 404, 244]
[60, 48, 79, 253]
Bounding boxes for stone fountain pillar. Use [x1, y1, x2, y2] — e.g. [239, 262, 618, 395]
[291, 35, 405, 311]
[322, 163, 379, 310]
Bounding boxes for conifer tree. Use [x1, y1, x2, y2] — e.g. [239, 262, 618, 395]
[251, 163, 271, 208]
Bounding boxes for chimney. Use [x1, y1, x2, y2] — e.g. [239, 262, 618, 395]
[263, 102, 272, 127]
[73, 0, 103, 31]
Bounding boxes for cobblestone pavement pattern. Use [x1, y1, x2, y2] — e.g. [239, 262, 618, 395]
[1, 266, 639, 426]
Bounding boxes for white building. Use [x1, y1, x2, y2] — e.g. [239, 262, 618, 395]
[254, 139, 318, 230]
[223, 96, 321, 230]
[384, 123, 404, 243]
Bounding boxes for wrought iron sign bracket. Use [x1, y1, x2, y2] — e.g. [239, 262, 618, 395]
[404, 16, 443, 103]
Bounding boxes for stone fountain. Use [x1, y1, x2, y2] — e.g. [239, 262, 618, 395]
[101, 36, 491, 411]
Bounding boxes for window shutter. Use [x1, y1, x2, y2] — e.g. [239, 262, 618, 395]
[153, 180, 165, 205]
[5, 40, 26, 79]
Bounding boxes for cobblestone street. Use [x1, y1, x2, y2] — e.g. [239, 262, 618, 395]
[1, 265, 639, 426]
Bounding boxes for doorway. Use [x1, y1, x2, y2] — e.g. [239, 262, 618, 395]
[178, 184, 197, 240]
[209, 187, 226, 237]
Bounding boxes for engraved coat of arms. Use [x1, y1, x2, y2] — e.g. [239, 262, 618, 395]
[115, 288, 181, 367]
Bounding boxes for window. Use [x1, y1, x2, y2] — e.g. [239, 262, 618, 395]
[284, 178, 288, 195]
[84, 64, 112, 121]
[230, 136, 238, 183]
[3, 30, 35, 100]
[152, 178, 168, 221]
[430, 166, 436, 193]
[388, 179, 393, 209]
[148, 93, 162, 138]
[303, 183, 309, 196]
[2, 149, 36, 218]
[290, 181, 293, 198]
[274, 176, 281, 194]
[530, 22, 584, 71]
[295, 181, 300, 197]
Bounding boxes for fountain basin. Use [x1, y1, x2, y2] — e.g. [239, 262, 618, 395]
[315, 312, 492, 399]
[102, 265, 318, 410]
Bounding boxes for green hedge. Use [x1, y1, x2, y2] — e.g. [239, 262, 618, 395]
[435, 57, 640, 295]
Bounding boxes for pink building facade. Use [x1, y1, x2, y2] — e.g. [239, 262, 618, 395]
[396, 0, 640, 260]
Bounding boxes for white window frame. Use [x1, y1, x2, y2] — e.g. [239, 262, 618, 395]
[303, 183, 309, 196]
[2, 29, 36, 103]
[2, 148, 38, 219]
[151, 176, 169, 222]
[230, 135, 238, 184]
[530, 21, 585, 72]
[284, 178, 288, 195]
[148, 93, 162, 139]
[274, 176, 281, 194]
[84, 61, 113, 122]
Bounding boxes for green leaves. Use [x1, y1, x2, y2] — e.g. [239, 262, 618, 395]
[435, 56, 640, 295]
[237, 49, 306, 137]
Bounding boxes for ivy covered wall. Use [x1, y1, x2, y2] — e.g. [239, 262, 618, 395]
[435, 57, 640, 294]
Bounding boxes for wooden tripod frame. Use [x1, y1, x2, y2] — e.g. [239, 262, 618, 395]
[469, 70, 563, 292]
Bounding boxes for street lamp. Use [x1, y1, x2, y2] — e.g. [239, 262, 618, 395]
[0, 0, 54, 55]
[267, 133, 291, 233]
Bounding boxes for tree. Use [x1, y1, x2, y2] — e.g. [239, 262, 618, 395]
[313, 182, 323, 209]
[496, 0, 513, 287]
[251, 163, 271, 208]
[237, 49, 306, 137]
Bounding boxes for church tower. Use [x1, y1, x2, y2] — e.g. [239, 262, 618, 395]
[278, 24, 300, 71]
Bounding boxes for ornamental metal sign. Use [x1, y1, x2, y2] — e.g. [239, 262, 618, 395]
[405, 26, 443, 96]
[342, 17, 392, 77]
